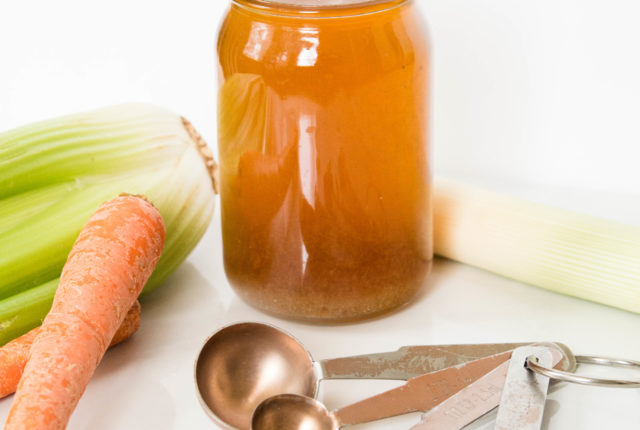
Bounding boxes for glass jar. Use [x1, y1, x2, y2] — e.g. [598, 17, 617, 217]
[217, 0, 432, 322]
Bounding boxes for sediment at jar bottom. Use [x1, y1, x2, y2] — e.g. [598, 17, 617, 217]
[224, 248, 432, 322]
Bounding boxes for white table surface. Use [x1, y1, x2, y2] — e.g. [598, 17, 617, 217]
[2, 0, 640, 428]
[3, 202, 640, 429]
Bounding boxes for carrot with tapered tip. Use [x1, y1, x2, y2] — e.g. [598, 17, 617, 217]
[5, 195, 164, 430]
[0, 300, 141, 399]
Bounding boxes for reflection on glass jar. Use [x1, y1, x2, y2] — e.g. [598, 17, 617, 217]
[217, 0, 432, 321]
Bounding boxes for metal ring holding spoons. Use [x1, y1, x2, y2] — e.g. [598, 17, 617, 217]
[526, 355, 640, 388]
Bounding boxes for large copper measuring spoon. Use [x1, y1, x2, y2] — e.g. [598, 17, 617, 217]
[194, 322, 574, 429]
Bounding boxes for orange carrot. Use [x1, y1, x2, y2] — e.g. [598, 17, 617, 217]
[0, 330, 37, 402]
[0, 301, 141, 400]
[108, 300, 141, 346]
[5, 195, 164, 430]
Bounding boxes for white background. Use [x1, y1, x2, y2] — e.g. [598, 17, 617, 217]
[1, 0, 640, 429]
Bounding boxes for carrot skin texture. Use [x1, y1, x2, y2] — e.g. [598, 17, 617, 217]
[109, 300, 141, 346]
[5, 195, 164, 430]
[0, 300, 141, 399]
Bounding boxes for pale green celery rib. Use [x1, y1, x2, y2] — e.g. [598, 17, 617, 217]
[0, 132, 184, 199]
[0, 104, 185, 199]
[0, 279, 57, 346]
[0, 182, 81, 235]
[0, 103, 175, 152]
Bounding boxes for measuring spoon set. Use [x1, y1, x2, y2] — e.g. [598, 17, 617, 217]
[194, 322, 640, 430]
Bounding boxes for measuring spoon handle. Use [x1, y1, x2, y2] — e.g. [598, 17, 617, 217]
[318, 342, 528, 380]
[411, 347, 564, 430]
[332, 351, 513, 426]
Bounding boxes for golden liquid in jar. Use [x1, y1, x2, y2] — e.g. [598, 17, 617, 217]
[217, 0, 432, 321]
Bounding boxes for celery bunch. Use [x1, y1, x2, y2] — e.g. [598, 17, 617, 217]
[0, 104, 217, 345]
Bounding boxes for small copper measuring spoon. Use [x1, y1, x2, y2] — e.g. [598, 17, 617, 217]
[194, 322, 574, 429]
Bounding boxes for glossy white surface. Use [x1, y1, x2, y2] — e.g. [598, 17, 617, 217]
[2, 206, 640, 429]
[2, 0, 640, 428]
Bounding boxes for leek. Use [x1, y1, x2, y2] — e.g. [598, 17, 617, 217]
[434, 177, 640, 313]
[0, 104, 217, 345]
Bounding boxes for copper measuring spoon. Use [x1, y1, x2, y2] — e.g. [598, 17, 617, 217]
[194, 322, 574, 429]
[251, 345, 573, 430]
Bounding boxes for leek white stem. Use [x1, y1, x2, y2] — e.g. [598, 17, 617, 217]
[434, 177, 640, 313]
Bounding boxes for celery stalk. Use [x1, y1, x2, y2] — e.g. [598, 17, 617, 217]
[0, 104, 217, 344]
[0, 279, 57, 345]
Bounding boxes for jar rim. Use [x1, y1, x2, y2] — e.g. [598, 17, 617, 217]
[231, 0, 409, 17]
